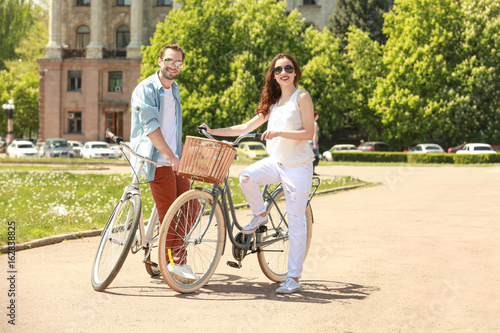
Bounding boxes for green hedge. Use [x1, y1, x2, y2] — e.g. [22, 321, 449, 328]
[406, 153, 455, 164]
[329, 152, 500, 164]
[330, 152, 407, 163]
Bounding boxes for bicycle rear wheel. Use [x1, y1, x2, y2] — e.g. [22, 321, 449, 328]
[257, 189, 313, 282]
[158, 190, 224, 293]
[91, 193, 141, 291]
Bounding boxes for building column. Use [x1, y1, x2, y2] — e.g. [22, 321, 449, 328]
[87, 0, 104, 59]
[126, 0, 143, 59]
[45, 0, 62, 59]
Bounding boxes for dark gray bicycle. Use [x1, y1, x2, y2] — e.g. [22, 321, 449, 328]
[158, 129, 320, 293]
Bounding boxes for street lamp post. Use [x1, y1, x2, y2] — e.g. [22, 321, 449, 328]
[2, 99, 15, 145]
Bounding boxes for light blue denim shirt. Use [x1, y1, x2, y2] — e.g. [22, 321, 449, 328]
[130, 70, 183, 181]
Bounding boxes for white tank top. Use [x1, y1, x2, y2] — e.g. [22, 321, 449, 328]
[266, 89, 314, 165]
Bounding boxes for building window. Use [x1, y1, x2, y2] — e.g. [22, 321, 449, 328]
[303, 0, 317, 4]
[68, 71, 82, 91]
[157, 0, 172, 6]
[68, 112, 82, 133]
[116, 0, 131, 6]
[76, 0, 90, 6]
[109, 72, 123, 92]
[76, 25, 90, 49]
[116, 25, 130, 49]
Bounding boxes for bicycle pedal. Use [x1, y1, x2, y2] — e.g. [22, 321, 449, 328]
[145, 260, 158, 268]
[227, 261, 241, 269]
[256, 225, 267, 233]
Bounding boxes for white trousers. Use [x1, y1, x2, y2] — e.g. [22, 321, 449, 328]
[239, 158, 313, 278]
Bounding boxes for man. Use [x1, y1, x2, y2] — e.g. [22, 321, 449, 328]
[130, 44, 196, 282]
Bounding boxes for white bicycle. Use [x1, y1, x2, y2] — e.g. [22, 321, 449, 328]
[91, 131, 166, 291]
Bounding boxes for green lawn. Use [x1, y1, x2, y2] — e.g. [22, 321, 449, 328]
[0, 167, 366, 246]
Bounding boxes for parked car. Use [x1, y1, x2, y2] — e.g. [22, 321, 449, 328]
[109, 144, 123, 159]
[448, 143, 466, 153]
[408, 143, 445, 154]
[0, 139, 5, 153]
[7, 140, 38, 158]
[358, 141, 394, 152]
[236, 141, 268, 160]
[81, 141, 118, 159]
[68, 140, 84, 158]
[456, 143, 496, 154]
[119, 142, 131, 160]
[322, 144, 360, 161]
[42, 138, 76, 158]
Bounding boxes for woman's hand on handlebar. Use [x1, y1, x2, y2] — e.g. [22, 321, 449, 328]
[261, 130, 278, 141]
[199, 123, 211, 135]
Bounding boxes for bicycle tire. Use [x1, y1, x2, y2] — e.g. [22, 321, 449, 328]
[91, 193, 141, 291]
[257, 188, 313, 282]
[158, 190, 224, 293]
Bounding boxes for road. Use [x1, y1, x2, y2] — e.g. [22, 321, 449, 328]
[1, 164, 500, 332]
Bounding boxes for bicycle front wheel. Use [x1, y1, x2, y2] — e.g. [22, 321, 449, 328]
[158, 190, 225, 293]
[91, 193, 141, 291]
[257, 189, 313, 282]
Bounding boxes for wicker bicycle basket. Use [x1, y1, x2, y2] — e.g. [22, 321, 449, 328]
[178, 136, 237, 185]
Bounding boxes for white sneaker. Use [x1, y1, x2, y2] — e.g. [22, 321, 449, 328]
[242, 214, 268, 234]
[167, 264, 199, 284]
[276, 278, 302, 294]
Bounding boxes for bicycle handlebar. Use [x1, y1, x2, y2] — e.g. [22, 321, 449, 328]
[106, 129, 123, 145]
[197, 126, 262, 146]
[106, 130, 169, 167]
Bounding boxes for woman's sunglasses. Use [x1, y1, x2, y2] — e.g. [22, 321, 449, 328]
[273, 65, 294, 75]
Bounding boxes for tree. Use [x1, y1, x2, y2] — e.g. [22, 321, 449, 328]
[344, 27, 384, 140]
[141, 0, 306, 136]
[447, 0, 500, 145]
[370, 0, 500, 148]
[300, 27, 352, 142]
[4, 2, 48, 74]
[369, 0, 464, 148]
[0, 1, 46, 139]
[0, 0, 35, 69]
[330, 0, 394, 46]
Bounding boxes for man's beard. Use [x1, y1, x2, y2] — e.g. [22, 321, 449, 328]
[161, 68, 178, 80]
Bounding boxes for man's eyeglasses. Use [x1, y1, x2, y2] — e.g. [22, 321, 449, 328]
[162, 58, 184, 69]
[273, 65, 294, 75]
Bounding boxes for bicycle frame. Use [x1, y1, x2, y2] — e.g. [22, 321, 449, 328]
[107, 133, 169, 259]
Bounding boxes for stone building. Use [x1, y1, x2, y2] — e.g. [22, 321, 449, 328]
[37, 0, 334, 142]
[37, 0, 176, 142]
[285, 0, 336, 28]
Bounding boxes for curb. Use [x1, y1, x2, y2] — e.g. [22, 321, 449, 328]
[0, 183, 367, 253]
[0, 230, 102, 254]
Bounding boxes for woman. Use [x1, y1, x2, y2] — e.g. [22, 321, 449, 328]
[200, 53, 315, 294]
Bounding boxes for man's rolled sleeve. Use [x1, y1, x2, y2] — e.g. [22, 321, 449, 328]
[132, 89, 161, 136]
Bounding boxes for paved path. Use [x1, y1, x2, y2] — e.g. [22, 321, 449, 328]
[1, 164, 500, 332]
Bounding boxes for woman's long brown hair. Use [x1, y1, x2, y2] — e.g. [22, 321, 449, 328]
[256, 53, 302, 117]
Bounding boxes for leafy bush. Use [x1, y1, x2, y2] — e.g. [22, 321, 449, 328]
[407, 153, 454, 164]
[452, 154, 500, 164]
[330, 152, 500, 164]
[331, 152, 407, 163]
